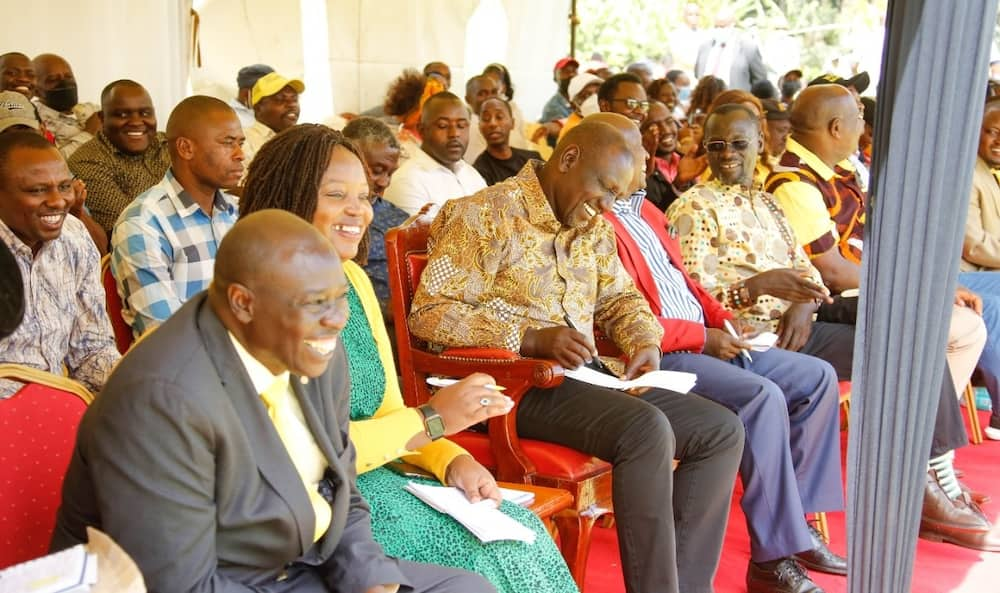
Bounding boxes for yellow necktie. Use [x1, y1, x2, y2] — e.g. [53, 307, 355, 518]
[260, 377, 332, 542]
[992, 169, 1000, 189]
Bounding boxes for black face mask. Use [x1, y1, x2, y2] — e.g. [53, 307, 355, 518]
[558, 77, 572, 96]
[43, 80, 79, 113]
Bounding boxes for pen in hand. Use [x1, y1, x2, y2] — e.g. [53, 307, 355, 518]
[564, 314, 616, 375]
[426, 377, 506, 391]
[724, 319, 753, 363]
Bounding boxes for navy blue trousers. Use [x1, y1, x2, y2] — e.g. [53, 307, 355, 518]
[660, 348, 843, 562]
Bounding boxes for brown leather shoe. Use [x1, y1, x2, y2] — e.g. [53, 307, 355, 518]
[920, 470, 1000, 552]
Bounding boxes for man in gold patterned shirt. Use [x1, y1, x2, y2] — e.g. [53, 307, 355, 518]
[410, 117, 746, 593]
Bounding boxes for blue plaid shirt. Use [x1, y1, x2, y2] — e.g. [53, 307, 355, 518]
[110, 170, 238, 336]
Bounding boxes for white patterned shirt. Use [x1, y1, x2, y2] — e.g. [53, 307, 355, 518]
[33, 99, 99, 159]
[0, 216, 119, 397]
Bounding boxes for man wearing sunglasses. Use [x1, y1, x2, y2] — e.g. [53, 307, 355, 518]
[597, 72, 650, 124]
[601, 108, 846, 593]
[669, 104, 998, 560]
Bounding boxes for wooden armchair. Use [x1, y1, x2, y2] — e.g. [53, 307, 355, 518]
[385, 215, 614, 589]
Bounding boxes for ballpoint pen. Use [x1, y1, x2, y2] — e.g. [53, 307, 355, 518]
[425, 377, 506, 391]
[724, 319, 753, 363]
[564, 314, 616, 375]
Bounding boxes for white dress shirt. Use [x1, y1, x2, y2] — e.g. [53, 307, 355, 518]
[383, 145, 487, 216]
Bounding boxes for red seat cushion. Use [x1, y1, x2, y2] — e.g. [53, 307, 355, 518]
[103, 264, 133, 354]
[0, 384, 87, 569]
[451, 431, 612, 481]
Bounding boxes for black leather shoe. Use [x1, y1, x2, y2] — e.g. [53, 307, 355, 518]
[746, 558, 824, 593]
[793, 523, 847, 575]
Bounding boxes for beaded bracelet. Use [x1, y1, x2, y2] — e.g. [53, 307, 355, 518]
[727, 281, 752, 309]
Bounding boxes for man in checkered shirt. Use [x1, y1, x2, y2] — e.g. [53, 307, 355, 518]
[110, 96, 245, 337]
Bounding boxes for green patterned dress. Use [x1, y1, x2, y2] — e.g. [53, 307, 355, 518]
[343, 284, 579, 593]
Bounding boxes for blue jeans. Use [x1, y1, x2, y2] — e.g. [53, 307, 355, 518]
[958, 271, 1000, 417]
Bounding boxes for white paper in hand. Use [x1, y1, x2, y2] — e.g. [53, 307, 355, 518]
[0, 544, 98, 593]
[564, 365, 697, 394]
[747, 332, 779, 352]
[405, 481, 537, 544]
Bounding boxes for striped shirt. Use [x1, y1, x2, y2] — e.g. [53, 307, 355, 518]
[611, 192, 705, 323]
[111, 170, 238, 336]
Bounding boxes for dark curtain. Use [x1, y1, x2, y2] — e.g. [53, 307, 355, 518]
[847, 1, 998, 592]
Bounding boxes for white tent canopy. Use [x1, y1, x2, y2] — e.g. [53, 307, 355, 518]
[9, 0, 569, 127]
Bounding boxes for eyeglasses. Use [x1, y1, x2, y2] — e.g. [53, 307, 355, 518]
[611, 98, 650, 111]
[704, 139, 752, 153]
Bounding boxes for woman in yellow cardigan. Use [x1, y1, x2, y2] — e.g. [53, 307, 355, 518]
[240, 124, 579, 593]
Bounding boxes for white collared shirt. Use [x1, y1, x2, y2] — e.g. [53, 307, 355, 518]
[383, 145, 487, 216]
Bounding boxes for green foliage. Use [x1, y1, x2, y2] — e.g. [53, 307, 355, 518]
[574, 0, 887, 75]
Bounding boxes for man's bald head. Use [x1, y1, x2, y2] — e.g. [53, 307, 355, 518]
[465, 75, 500, 115]
[165, 95, 244, 189]
[553, 118, 632, 165]
[789, 84, 864, 165]
[419, 92, 467, 126]
[166, 95, 237, 143]
[32, 54, 79, 112]
[541, 119, 637, 227]
[418, 92, 470, 168]
[212, 209, 349, 377]
[32, 53, 70, 79]
[213, 209, 332, 293]
[582, 112, 646, 193]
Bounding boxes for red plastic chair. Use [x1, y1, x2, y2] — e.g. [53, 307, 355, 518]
[100, 254, 134, 355]
[386, 215, 614, 589]
[0, 364, 92, 569]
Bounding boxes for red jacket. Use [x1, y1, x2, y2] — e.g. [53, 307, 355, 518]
[605, 199, 733, 353]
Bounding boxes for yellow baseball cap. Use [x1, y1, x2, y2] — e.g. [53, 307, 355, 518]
[251, 73, 305, 107]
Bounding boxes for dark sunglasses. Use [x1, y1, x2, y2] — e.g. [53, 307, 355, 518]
[611, 98, 650, 111]
[704, 139, 752, 153]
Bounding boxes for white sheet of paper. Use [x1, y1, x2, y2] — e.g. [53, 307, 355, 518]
[564, 366, 697, 394]
[747, 332, 779, 352]
[0, 544, 98, 593]
[405, 481, 537, 544]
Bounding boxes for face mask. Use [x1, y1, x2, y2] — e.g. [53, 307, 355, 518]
[43, 80, 79, 113]
[580, 94, 600, 117]
[677, 87, 692, 103]
[558, 78, 571, 96]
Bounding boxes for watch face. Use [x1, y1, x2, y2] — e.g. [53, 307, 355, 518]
[426, 415, 446, 439]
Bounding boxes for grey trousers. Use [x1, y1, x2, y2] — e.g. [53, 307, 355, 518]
[516, 379, 745, 593]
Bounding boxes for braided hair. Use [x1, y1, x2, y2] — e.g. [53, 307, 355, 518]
[240, 124, 372, 261]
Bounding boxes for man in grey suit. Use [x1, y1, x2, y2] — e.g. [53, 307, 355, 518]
[51, 210, 495, 593]
[693, 8, 767, 91]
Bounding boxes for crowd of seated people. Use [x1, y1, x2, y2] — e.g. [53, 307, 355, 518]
[4, 20, 1000, 593]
